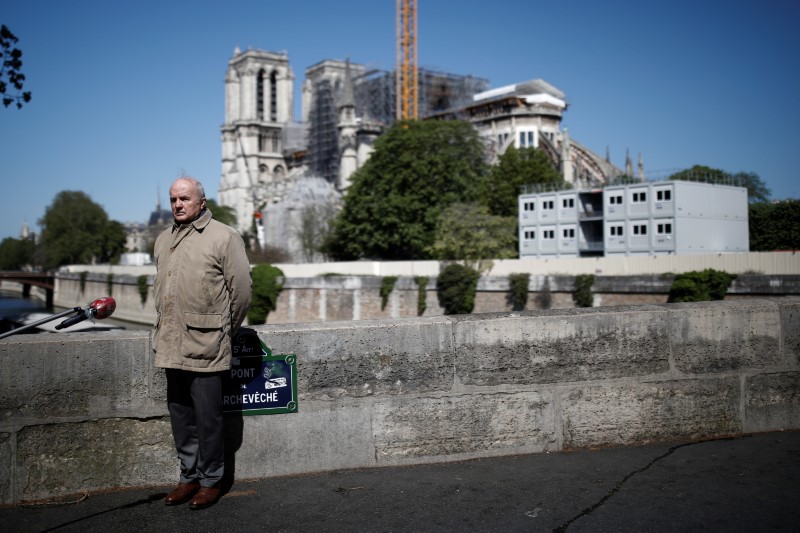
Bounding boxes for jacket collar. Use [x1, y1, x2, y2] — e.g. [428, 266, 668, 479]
[173, 208, 212, 232]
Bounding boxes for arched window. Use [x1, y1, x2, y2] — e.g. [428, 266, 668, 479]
[271, 131, 279, 152]
[270, 71, 278, 121]
[256, 69, 266, 119]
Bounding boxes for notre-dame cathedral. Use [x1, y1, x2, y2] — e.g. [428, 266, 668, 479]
[218, 47, 629, 262]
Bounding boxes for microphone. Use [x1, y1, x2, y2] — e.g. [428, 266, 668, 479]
[55, 297, 117, 330]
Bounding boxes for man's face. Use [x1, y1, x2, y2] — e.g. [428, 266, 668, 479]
[169, 179, 206, 224]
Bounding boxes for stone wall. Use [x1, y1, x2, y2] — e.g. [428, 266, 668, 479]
[1, 298, 799, 504]
[52, 272, 800, 326]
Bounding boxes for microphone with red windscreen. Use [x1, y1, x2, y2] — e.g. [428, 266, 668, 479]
[55, 297, 117, 330]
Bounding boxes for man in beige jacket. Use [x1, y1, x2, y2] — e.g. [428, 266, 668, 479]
[153, 176, 251, 510]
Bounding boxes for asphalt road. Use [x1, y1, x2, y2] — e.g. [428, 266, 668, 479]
[3, 431, 799, 532]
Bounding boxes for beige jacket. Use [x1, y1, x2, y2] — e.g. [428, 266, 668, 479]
[152, 209, 252, 372]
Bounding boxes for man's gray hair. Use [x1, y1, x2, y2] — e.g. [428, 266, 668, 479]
[177, 175, 206, 199]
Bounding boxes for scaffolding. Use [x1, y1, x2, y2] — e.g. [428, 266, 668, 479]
[305, 59, 489, 186]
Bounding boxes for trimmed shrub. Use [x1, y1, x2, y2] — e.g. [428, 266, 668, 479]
[414, 276, 429, 316]
[573, 274, 595, 308]
[668, 269, 736, 303]
[436, 264, 480, 315]
[137, 274, 149, 306]
[535, 276, 552, 310]
[380, 276, 398, 311]
[247, 264, 285, 325]
[507, 272, 530, 311]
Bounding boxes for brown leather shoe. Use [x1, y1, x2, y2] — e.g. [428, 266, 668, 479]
[164, 482, 200, 506]
[189, 486, 222, 510]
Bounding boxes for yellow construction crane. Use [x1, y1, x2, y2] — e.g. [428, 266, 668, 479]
[396, 0, 418, 120]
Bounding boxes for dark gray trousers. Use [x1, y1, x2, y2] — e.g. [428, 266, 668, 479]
[166, 369, 225, 488]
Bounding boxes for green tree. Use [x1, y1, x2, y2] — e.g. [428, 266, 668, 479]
[668, 165, 770, 203]
[322, 120, 487, 260]
[0, 237, 35, 270]
[484, 146, 563, 217]
[247, 264, 284, 325]
[99, 220, 127, 264]
[436, 263, 480, 315]
[205, 198, 238, 228]
[1, 25, 32, 109]
[748, 199, 800, 251]
[428, 202, 517, 272]
[38, 191, 127, 269]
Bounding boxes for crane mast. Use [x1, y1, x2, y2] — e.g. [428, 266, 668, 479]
[396, 0, 418, 120]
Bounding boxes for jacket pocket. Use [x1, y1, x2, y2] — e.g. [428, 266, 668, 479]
[182, 312, 224, 359]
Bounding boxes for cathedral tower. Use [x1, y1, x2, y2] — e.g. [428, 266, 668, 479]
[219, 48, 295, 236]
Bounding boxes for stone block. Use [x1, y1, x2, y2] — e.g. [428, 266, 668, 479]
[780, 298, 800, 365]
[562, 378, 741, 449]
[15, 418, 174, 501]
[0, 332, 155, 421]
[669, 300, 782, 373]
[0, 432, 10, 504]
[372, 392, 557, 462]
[234, 402, 375, 478]
[452, 306, 670, 386]
[744, 371, 800, 433]
[253, 318, 455, 400]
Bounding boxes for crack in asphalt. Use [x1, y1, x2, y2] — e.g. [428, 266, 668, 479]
[553, 437, 736, 532]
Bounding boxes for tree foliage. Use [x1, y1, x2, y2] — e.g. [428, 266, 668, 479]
[668, 165, 770, 203]
[0, 237, 35, 270]
[484, 147, 563, 217]
[1, 25, 32, 109]
[748, 200, 800, 251]
[205, 199, 238, 228]
[322, 120, 487, 260]
[429, 202, 517, 272]
[667, 269, 736, 303]
[38, 191, 127, 269]
[436, 263, 480, 315]
[247, 264, 284, 325]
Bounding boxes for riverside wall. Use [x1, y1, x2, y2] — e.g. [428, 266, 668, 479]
[51, 271, 800, 326]
[1, 298, 799, 504]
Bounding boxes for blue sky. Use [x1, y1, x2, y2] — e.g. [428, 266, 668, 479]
[2, 0, 798, 242]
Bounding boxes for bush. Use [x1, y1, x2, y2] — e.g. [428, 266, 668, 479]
[380, 276, 398, 311]
[414, 276, 428, 316]
[436, 264, 480, 315]
[507, 273, 530, 311]
[247, 264, 285, 325]
[79, 271, 88, 294]
[573, 274, 595, 308]
[137, 274, 149, 306]
[535, 276, 552, 310]
[667, 269, 736, 303]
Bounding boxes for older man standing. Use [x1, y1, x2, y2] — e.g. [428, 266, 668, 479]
[153, 176, 251, 510]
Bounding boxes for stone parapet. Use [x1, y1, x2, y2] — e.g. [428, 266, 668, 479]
[1, 298, 798, 504]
